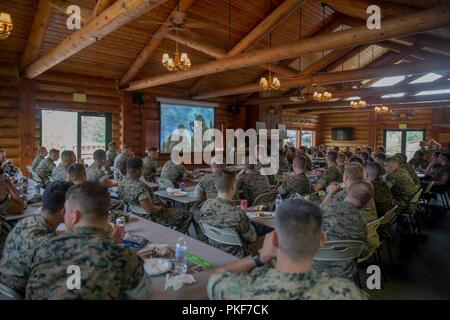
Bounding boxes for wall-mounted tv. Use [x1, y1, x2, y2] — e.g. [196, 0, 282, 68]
[332, 127, 354, 141]
[159, 99, 216, 153]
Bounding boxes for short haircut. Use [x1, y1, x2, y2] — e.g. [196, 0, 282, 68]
[289, 147, 296, 154]
[65, 182, 110, 217]
[377, 146, 385, 153]
[374, 152, 387, 161]
[385, 156, 400, 165]
[293, 156, 306, 170]
[432, 151, 441, 158]
[126, 157, 143, 171]
[344, 162, 363, 182]
[337, 153, 346, 162]
[108, 142, 117, 148]
[93, 149, 107, 161]
[0, 149, 5, 155]
[364, 162, 382, 179]
[38, 146, 47, 153]
[348, 155, 363, 165]
[61, 150, 74, 162]
[49, 149, 60, 157]
[299, 146, 307, 152]
[394, 153, 407, 162]
[42, 181, 73, 214]
[348, 181, 374, 208]
[366, 147, 373, 154]
[67, 164, 86, 181]
[275, 199, 322, 259]
[215, 170, 235, 193]
[123, 145, 130, 151]
[414, 150, 424, 158]
[327, 150, 337, 162]
[147, 146, 158, 153]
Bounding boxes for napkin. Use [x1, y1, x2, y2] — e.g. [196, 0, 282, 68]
[164, 274, 196, 291]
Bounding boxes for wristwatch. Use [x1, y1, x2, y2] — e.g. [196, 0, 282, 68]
[251, 252, 264, 267]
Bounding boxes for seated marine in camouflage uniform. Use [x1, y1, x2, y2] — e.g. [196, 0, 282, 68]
[160, 159, 193, 187]
[86, 149, 115, 189]
[316, 181, 372, 278]
[113, 145, 133, 176]
[208, 199, 367, 300]
[394, 153, 420, 186]
[277, 156, 311, 199]
[197, 170, 258, 257]
[408, 150, 428, 172]
[30, 147, 48, 172]
[117, 157, 191, 233]
[51, 150, 76, 182]
[142, 147, 162, 182]
[236, 163, 272, 206]
[384, 157, 417, 215]
[0, 149, 20, 177]
[0, 181, 72, 295]
[105, 142, 118, 170]
[364, 162, 394, 217]
[0, 168, 24, 256]
[313, 151, 342, 192]
[297, 147, 312, 171]
[36, 149, 60, 186]
[26, 182, 149, 299]
[67, 164, 86, 185]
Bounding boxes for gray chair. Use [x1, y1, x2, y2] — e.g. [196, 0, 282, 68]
[252, 191, 277, 207]
[128, 204, 150, 217]
[0, 282, 22, 300]
[157, 177, 174, 190]
[200, 222, 243, 247]
[314, 240, 365, 262]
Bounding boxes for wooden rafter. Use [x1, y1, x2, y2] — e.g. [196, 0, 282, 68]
[91, 0, 117, 18]
[25, 0, 169, 79]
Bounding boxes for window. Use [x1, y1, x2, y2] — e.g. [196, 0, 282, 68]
[283, 129, 298, 147]
[41, 110, 112, 165]
[301, 130, 314, 148]
[384, 129, 425, 161]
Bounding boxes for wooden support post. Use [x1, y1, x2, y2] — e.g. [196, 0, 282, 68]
[120, 92, 133, 148]
[19, 80, 37, 173]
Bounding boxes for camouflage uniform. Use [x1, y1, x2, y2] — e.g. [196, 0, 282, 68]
[255, 162, 276, 185]
[315, 200, 368, 278]
[0, 215, 55, 295]
[304, 155, 312, 172]
[197, 197, 257, 257]
[236, 171, 272, 206]
[31, 156, 44, 171]
[408, 158, 428, 172]
[279, 155, 291, 173]
[25, 226, 149, 300]
[400, 161, 421, 186]
[86, 163, 109, 185]
[113, 152, 130, 175]
[160, 160, 190, 187]
[51, 163, 70, 182]
[386, 168, 417, 215]
[105, 150, 118, 169]
[337, 165, 346, 176]
[0, 214, 11, 259]
[117, 177, 191, 233]
[194, 174, 217, 200]
[432, 164, 450, 183]
[208, 267, 367, 300]
[277, 173, 311, 199]
[371, 179, 394, 217]
[35, 157, 56, 186]
[316, 164, 342, 188]
[142, 156, 161, 182]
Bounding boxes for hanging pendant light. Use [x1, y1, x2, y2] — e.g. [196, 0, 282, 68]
[259, 32, 280, 91]
[374, 105, 389, 113]
[162, 28, 191, 72]
[0, 12, 13, 40]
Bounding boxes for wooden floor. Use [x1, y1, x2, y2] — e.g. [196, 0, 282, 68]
[360, 199, 450, 300]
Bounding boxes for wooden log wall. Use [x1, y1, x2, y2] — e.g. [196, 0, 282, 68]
[282, 109, 319, 146]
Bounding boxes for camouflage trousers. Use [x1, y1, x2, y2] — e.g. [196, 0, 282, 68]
[360, 231, 380, 261]
[0, 216, 11, 259]
[151, 206, 192, 234]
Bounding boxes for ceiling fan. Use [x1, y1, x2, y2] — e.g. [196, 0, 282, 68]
[142, 0, 222, 38]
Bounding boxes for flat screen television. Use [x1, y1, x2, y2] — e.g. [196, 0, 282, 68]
[332, 127, 353, 141]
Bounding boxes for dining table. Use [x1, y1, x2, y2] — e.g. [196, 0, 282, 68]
[154, 186, 199, 206]
[125, 215, 238, 299]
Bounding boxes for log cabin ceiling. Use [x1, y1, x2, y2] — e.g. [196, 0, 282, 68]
[1, 0, 450, 96]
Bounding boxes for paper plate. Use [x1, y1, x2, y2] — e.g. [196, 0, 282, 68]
[170, 191, 187, 197]
[248, 211, 275, 219]
[144, 258, 172, 276]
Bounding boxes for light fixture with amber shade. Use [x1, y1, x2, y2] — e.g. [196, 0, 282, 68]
[0, 12, 13, 40]
[374, 105, 389, 113]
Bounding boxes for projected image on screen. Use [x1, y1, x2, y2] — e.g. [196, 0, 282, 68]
[160, 103, 215, 153]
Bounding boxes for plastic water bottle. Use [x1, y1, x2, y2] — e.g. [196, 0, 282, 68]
[275, 194, 283, 211]
[175, 237, 188, 274]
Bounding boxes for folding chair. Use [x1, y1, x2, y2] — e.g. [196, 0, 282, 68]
[156, 177, 174, 190]
[379, 205, 398, 267]
[200, 222, 243, 247]
[252, 191, 277, 208]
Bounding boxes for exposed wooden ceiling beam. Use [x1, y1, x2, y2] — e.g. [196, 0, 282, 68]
[25, 0, 169, 79]
[283, 93, 450, 110]
[194, 58, 450, 99]
[124, 5, 450, 92]
[392, 35, 450, 57]
[243, 79, 450, 105]
[119, 0, 197, 84]
[165, 31, 298, 78]
[91, 0, 117, 18]
[188, 0, 306, 93]
[20, 0, 54, 72]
